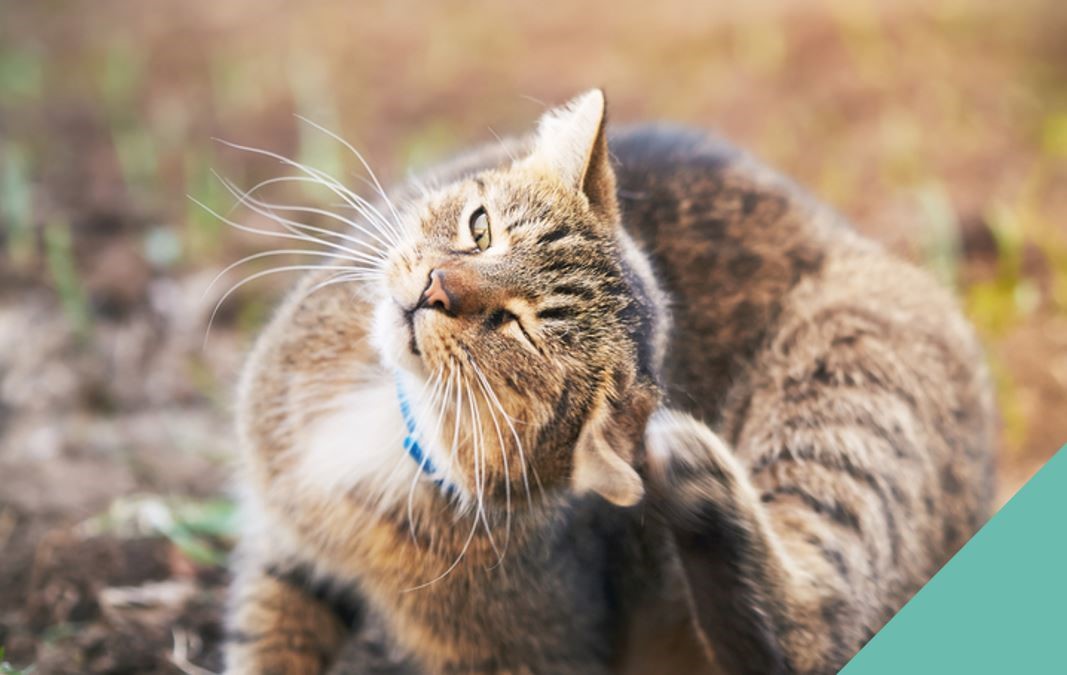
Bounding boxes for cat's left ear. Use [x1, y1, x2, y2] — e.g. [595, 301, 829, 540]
[526, 89, 618, 223]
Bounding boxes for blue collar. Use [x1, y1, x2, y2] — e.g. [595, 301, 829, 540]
[395, 376, 455, 497]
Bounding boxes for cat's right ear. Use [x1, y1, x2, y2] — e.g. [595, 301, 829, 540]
[571, 413, 644, 507]
[570, 380, 658, 507]
[525, 89, 619, 224]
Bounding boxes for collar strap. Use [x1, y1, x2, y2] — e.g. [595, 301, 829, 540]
[395, 376, 455, 497]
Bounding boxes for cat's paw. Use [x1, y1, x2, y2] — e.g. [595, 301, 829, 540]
[225, 649, 328, 675]
[643, 408, 743, 516]
[645, 409, 730, 478]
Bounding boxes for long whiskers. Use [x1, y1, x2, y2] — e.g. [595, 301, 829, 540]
[470, 359, 540, 502]
[203, 249, 377, 301]
[402, 496, 481, 593]
[463, 370, 502, 562]
[443, 358, 464, 498]
[293, 114, 404, 235]
[195, 124, 404, 346]
[216, 173, 393, 258]
[189, 195, 383, 269]
[405, 366, 447, 543]
[468, 358, 512, 565]
[212, 137, 403, 249]
[292, 271, 382, 308]
[377, 369, 443, 511]
[402, 363, 486, 592]
[201, 263, 372, 345]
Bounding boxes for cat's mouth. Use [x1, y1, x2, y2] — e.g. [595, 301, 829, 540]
[402, 305, 421, 356]
[370, 298, 430, 377]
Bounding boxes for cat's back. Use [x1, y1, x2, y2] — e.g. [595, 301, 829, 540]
[610, 124, 847, 420]
[610, 123, 996, 560]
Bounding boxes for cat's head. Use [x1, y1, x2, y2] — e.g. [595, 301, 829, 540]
[371, 90, 665, 508]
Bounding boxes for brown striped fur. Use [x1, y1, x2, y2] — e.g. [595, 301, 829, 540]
[226, 91, 995, 674]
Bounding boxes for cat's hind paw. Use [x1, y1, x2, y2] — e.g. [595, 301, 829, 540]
[643, 408, 750, 522]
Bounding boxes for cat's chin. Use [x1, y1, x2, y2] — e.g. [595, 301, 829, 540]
[370, 300, 428, 378]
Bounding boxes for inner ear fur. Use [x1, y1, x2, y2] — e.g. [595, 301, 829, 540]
[527, 89, 619, 224]
[579, 104, 618, 224]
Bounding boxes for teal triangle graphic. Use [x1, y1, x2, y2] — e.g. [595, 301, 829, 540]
[841, 446, 1067, 674]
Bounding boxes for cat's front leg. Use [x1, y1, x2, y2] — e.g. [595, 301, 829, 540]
[225, 549, 361, 675]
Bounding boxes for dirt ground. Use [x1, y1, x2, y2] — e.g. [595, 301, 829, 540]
[1, 1, 1065, 672]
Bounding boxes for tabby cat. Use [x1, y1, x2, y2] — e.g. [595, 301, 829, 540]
[225, 90, 995, 675]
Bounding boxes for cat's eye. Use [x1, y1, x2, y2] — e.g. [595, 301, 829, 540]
[469, 207, 491, 251]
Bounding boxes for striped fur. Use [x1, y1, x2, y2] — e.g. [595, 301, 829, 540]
[227, 91, 995, 674]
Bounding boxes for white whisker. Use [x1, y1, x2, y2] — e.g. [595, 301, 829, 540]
[470, 360, 537, 503]
[464, 374, 500, 560]
[188, 195, 383, 269]
[436, 364, 457, 494]
[219, 173, 397, 255]
[403, 366, 480, 592]
[217, 174, 392, 258]
[262, 121, 403, 243]
[293, 114, 405, 236]
[444, 359, 464, 501]
[406, 367, 447, 543]
[212, 138, 402, 248]
[203, 249, 380, 300]
[285, 271, 382, 313]
[487, 126, 517, 163]
[403, 502, 480, 593]
[203, 264, 362, 345]
[405, 170, 433, 200]
[473, 361, 512, 565]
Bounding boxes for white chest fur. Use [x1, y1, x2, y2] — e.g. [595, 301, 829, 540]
[288, 375, 456, 510]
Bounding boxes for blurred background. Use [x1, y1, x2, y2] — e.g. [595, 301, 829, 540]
[1, 0, 1064, 672]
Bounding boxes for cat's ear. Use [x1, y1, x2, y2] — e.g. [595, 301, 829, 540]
[572, 416, 644, 507]
[570, 381, 658, 507]
[526, 89, 618, 223]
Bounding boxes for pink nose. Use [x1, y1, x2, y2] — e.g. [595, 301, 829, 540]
[421, 270, 452, 312]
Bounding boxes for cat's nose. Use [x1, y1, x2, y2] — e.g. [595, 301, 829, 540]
[419, 266, 487, 316]
[420, 269, 454, 313]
